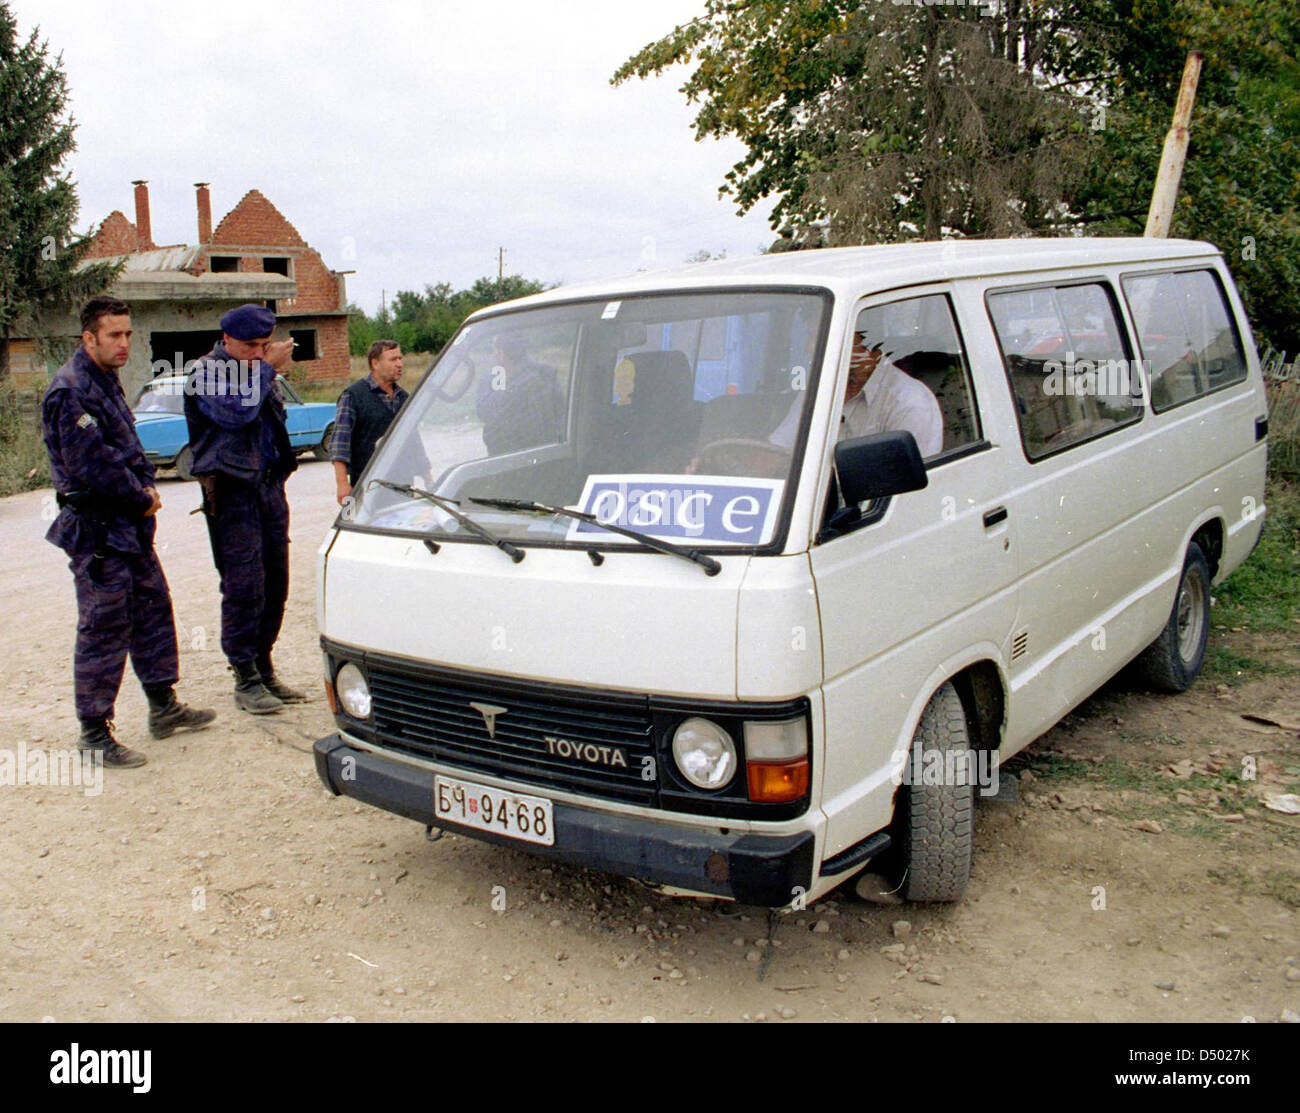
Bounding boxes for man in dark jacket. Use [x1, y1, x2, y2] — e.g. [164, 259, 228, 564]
[42, 296, 215, 767]
[184, 304, 305, 714]
[476, 332, 565, 456]
[331, 339, 408, 505]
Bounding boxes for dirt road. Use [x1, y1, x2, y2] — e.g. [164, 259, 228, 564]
[1, 459, 1295, 1022]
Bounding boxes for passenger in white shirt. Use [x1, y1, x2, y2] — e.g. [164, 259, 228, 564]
[770, 334, 944, 457]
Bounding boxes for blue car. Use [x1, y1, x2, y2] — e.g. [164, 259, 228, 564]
[133, 373, 337, 480]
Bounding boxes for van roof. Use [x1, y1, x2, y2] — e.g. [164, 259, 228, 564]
[482, 237, 1222, 316]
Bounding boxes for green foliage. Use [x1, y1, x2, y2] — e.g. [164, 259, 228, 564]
[1078, 0, 1300, 353]
[1212, 478, 1300, 633]
[0, 3, 121, 377]
[0, 381, 49, 495]
[614, 1, 1104, 243]
[347, 303, 377, 357]
[350, 275, 550, 355]
[615, 0, 1299, 351]
[1263, 378, 1300, 484]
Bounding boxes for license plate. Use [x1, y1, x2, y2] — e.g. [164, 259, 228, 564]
[434, 775, 555, 847]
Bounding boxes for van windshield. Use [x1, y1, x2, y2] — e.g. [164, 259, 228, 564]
[345, 290, 828, 552]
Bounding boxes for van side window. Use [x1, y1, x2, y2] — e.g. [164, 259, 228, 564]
[988, 282, 1142, 460]
[1120, 269, 1248, 412]
[845, 293, 982, 459]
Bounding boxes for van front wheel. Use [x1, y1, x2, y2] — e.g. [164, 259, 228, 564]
[891, 682, 975, 902]
[1135, 542, 1211, 693]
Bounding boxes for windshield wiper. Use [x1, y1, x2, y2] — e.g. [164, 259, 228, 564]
[369, 480, 525, 563]
[469, 496, 721, 576]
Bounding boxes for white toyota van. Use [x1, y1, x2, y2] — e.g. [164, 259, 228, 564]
[314, 238, 1268, 906]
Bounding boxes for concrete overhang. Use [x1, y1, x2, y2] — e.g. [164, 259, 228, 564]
[109, 270, 297, 302]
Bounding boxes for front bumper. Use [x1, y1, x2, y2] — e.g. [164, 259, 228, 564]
[314, 732, 815, 906]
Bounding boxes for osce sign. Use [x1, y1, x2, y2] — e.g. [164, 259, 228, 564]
[569, 474, 784, 547]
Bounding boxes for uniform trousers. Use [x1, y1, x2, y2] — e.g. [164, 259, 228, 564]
[203, 475, 290, 667]
[70, 547, 179, 720]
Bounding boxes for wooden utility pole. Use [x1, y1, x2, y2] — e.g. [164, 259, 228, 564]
[1145, 51, 1204, 238]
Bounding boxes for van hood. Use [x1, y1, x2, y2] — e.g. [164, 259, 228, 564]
[321, 528, 744, 699]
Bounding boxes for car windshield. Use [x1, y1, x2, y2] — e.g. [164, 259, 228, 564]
[345, 290, 828, 552]
[133, 381, 184, 415]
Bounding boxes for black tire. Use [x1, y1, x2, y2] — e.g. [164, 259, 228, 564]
[891, 682, 975, 902]
[1134, 541, 1211, 693]
[313, 423, 335, 461]
[174, 445, 194, 482]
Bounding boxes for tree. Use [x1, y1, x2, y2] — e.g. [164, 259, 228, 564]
[351, 275, 551, 357]
[1076, 0, 1300, 352]
[0, 3, 119, 380]
[613, 1, 1105, 245]
[615, 0, 1299, 350]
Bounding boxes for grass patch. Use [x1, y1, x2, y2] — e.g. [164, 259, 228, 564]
[1213, 478, 1300, 633]
[0, 383, 50, 497]
[1202, 646, 1299, 687]
[1265, 377, 1300, 484]
[1019, 750, 1258, 826]
[1209, 865, 1300, 908]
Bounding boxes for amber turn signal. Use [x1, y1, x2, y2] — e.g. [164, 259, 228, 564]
[325, 680, 338, 714]
[747, 759, 809, 803]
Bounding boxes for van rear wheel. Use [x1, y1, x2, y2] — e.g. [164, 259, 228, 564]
[1134, 541, 1211, 693]
[891, 681, 975, 902]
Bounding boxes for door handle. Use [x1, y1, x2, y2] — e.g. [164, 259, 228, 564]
[983, 506, 1008, 529]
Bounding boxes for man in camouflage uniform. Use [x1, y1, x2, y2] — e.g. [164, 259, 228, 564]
[42, 296, 216, 767]
[184, 304, 306, 714]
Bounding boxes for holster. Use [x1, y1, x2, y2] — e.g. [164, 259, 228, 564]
[198, 475, 218, 518]
[57, 490, 115, 561]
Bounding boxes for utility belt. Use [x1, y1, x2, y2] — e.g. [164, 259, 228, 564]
[56, 490, 144, 563]
[196, 468, 286, 519]
[56, 490, 140, 517]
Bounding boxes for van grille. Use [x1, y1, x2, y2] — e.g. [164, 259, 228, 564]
[366, 663, 657, 805]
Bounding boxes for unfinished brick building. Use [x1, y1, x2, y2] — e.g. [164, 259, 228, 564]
[19, 181, 352, 398]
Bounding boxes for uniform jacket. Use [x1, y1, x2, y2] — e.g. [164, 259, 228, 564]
[183, 344, 297, 483]
[42, 347, 157, 555]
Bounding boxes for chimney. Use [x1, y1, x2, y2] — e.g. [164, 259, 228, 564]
[131, 180, 153, 250]
[195, 182, 212, 243]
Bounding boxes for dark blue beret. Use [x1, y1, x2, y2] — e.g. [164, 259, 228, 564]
[220, 303, 277, 340]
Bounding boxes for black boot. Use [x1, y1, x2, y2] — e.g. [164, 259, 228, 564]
[232, 660, 284, 715]
[145, 685, 218, 739]
[255, 655, 307, 704]
[78, 719, 147, 768]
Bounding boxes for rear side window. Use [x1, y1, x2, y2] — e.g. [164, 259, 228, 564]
[988, 281, 1143, 460]
[1121, 269, 1247, 412]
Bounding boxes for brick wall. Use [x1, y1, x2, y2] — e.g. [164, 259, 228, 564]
[211, 190, 308, 249]
[198, 190, 345, 314]
[287, 316, 350, 384]
[84, 211, 139, 259]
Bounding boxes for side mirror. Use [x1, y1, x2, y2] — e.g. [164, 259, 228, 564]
[834, 430, 928, 504]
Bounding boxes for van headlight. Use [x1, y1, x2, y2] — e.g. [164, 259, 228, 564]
[672, 717, 736, 790]
[335, 663, 372, 720]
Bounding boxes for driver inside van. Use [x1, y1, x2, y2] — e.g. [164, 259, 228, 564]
[768, 331, 943, 457]
[476, 333, 565, 456]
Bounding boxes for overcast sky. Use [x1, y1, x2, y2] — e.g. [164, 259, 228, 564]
[10, 0, 777, 314]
